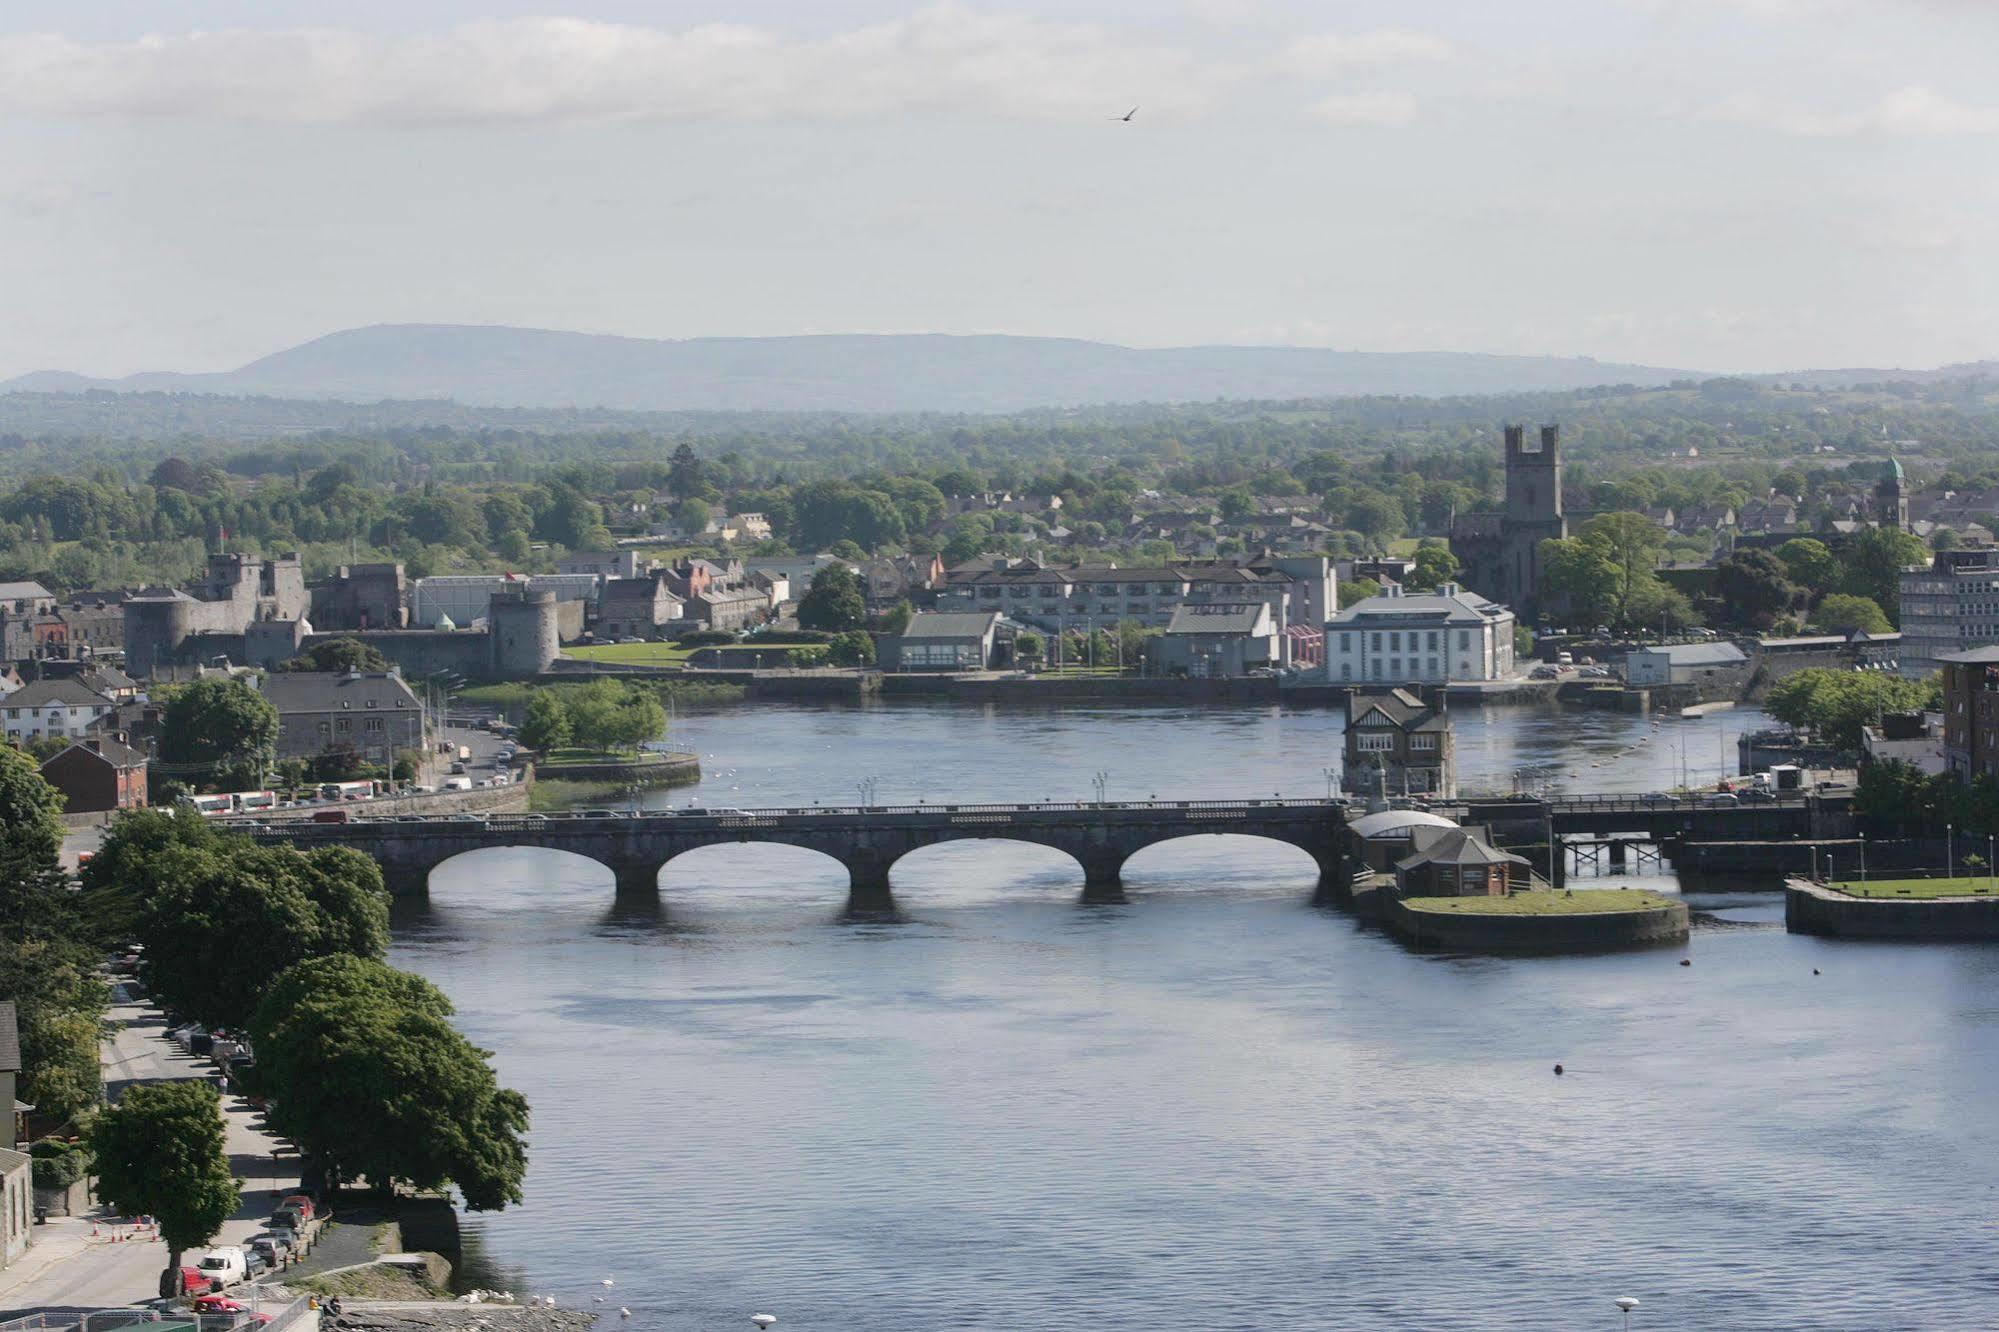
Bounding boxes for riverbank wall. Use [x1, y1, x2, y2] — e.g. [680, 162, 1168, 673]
[239, 777, 535, 823]
[1786, 879, 1999, 939]
[1384, 895, 1690, 951]
[531, 750, 700, 787]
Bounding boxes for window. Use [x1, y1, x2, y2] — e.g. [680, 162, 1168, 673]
[1411, 734, 1439, 751]
[1340, 663, 1352, 681]
[1459, 630, 1471, 650]
[1426, 631, 1439, 651]
[1355, 731, 1396, 752]
[1389, 632, 1401, 651]
[366, 700, 378, 709]
[336, 718, 352, 734]
[366, 718, 384, 733]
[1390, 658, 1402, 676]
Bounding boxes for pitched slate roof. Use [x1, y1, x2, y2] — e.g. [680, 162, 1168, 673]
[45, 736, 148, 770]
[257, 670, 420, 714]
[5, 678, 113, 709]
[1163, 603, 1270, 636]
[1396, 827, 1530, 872]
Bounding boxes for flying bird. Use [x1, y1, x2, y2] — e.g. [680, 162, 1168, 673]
[1110, 107, 1137, 122]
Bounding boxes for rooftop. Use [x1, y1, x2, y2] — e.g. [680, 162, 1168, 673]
[257, 670, 421, 713]
[1632, 642, 1748, 666]
[5, 678, 114, 709]
[895, 611, 1000, 640]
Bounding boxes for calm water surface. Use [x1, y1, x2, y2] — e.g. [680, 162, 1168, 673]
[391, 701, 1999, 1330]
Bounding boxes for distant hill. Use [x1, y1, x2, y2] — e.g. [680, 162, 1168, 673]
[1, 324, 1708, 414]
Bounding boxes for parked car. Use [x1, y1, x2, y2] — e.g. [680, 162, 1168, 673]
[1702, 792, 1740, 806]
[1529, 665, 1560, 680]
[269, 1203, 308, 1232]
[177, 1266, 215, 1297]
[278, 1195, 314, 1221]
[310, 809, 350, 825]
[1739, 788, 1776, 802]
[196, 1246, 247, 1288]
[241, 1248, 269, 1279]
[248, 1234, 293, 1267]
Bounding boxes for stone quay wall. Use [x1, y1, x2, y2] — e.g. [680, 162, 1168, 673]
[1385, 896, 1690, 952]
[1786, 879, 1999, 940]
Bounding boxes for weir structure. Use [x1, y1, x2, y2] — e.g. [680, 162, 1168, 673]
[245, 798, 1351, 909]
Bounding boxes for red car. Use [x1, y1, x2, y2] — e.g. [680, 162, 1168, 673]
[193, 1297, 271, 1326]
[177, 1267, 214, 1297]
[278, 1195, 314, 1221]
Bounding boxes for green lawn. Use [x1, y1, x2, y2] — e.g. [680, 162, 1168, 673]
[563, 641, 697, 666]
[542, 747, 634, 763]
[1830, 877, 1999, 899]
[1402, 890, 1679, 916]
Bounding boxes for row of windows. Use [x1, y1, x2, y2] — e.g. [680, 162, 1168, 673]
[1337, 629, 1478, 653]
[1338, 658, 1445, 680]
[1352, 732, 1441, 753]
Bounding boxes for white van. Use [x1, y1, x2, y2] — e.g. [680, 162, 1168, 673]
[197, 1246, 248, 1288]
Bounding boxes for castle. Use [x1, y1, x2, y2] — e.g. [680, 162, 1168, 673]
[1452, 424, 1568, 622]
[123, 553, 560, 680]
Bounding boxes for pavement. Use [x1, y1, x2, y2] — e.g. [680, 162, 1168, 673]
[0, 985, 305, 1318]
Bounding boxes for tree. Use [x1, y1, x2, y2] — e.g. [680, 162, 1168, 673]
[826, 630, 876, 667]
[149, 456, 201, 492]
[1576, 512, 1667, 621]
[279, 638, 391, 673]
[880, 599, 913, 635]
[1765, 668, 1940, 749]
[1811, 593, 1891, 635]
[1539, 537, 1621, 628]
[89, 816, 389, 1027]
[520, 689, 572, 752]
[1838, 526, 1928, 624]
[0, 746, 105, 1121]
[1015, 631, 1044, 661]
[251, 956, 530, 1211]
[673, 496, 713, 534]
[90, 1080, 240, 1296]
[159, 678, 279, 792]
[797, 565, 867, 631]
[565, 682, 665, 753]
[1775, 537, 1839, 599]
[667, 443, 707, 501]
[1715, 548, 1798, 629]
[1409, 544, 1459, 591]
[1337, 577, 1381, 609]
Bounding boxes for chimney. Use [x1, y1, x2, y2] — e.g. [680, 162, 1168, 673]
[83, 738, 102, 753]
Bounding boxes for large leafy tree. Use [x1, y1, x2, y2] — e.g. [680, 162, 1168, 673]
[1766, 668, 1940, 749]
[797, 565, 867, 631]
[1775, 537, 1840, 600]
[1576, 512, 1667, 621]
[88, 813, 389, 1027]
[90, 1080, 241, 1296]
[1715, 548, 1798, 629]
[519, 689, 572, 752]
[158, 677, 279, 792]
[251, 956, 530, 1211]
[1838, 527, 1929, 624]
[1538, 536, 1621, 627]
[1810, 593, 1891, 635]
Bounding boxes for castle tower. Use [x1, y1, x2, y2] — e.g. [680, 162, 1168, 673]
[487, 586, 559, 679]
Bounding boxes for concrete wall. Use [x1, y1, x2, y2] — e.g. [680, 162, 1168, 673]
[1385, 896, 1689, 951]
[1787, 879, 1999, 939]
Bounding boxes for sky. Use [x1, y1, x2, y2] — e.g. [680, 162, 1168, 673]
[2, 0, 1997, 380]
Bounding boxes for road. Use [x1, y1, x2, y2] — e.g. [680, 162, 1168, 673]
[0, 985, 304, 1317]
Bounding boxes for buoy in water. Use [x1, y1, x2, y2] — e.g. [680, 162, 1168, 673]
[1553, 1063, 1564, 1076]
[1813, 968, 1821, 975]
[752, 1317, 778, 1328]
[1679, 958, 1691, 967]
[620, 1311, 631, 1320]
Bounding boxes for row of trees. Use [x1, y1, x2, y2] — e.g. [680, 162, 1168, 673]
[78, 810, 531, 1290]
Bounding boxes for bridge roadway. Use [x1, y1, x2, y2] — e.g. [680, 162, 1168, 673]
[243, 798, 1350, 907]
[1464, 790, 1844, 842]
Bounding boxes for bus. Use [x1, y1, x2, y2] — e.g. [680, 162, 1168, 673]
[317, 780, 381, 802]
[231, 790, 278, 812]
[184, 793, 234, 815]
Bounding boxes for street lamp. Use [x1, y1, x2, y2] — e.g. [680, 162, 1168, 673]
[1323, 766, 1341, 801]
[1092, 770, 1110, 804]
[856, 777, 880, 807]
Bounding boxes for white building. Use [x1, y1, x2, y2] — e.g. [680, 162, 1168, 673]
[1325, 583, 1516, 685]
[1, 677, 114, 743]
[1623, 642, 1748, 686]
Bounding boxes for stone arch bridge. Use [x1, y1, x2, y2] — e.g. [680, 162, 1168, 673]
[246, 799, 1350, 908]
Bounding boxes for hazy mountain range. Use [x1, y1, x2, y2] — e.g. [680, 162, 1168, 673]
[4, 324, 1711, 414]
[5, 324, 1991, 416]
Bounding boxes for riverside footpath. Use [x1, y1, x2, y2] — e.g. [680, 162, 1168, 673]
[0, 984, 304, 1317]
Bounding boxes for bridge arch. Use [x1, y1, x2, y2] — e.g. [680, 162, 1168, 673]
[1117, 831, 1334, 891]
[883, 837, 1093, 901]
[422, 844, 622, 898]
[656, 839, 853, 903]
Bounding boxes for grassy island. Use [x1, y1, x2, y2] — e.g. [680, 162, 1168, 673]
[1401, 890, 1680, 916]
[1828, 877, 1999, 900]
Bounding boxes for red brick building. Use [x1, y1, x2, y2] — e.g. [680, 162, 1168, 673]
[1940, 646, 1999, 782]
[39, 735, 148, 813]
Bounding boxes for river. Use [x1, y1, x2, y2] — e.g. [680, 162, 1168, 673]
[389, 700, 1999, 1330]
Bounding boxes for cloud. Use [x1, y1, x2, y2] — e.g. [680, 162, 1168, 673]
[1714, 84, 1999, 136]
[1304, 91, 1419, 128]
[1279, 28, 1452, 76]
[0, 7, 1234, 126]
